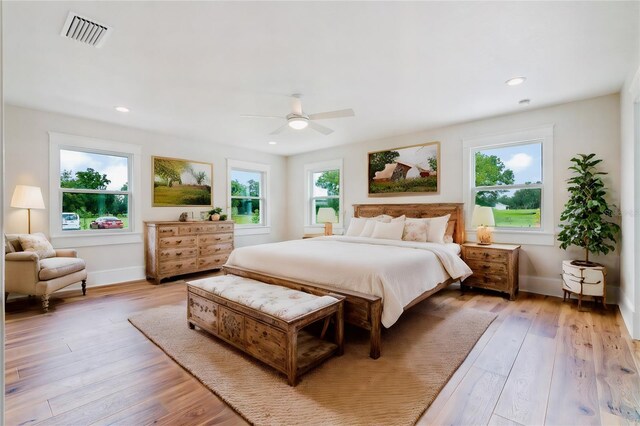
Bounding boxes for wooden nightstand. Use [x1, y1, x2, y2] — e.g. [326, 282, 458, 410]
[461, 243, 520, 300]
[302, 233, 325, 239]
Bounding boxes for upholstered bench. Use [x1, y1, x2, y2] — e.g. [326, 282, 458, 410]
[187, 275, 344, 386]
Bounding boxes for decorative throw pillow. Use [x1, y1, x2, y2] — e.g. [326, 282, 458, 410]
[4, 234, 15, 253]
[19, 233, 56, 259]
[402, 218, 429, 242]
[443, 221, 456, 244]
[345, 217, 368, 237]
[371, 220, 405, 240]
[426, 214, 451, 244]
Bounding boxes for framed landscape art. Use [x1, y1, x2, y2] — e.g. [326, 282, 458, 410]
[152, 156, 213, 206]
[368, 141, 440, 196]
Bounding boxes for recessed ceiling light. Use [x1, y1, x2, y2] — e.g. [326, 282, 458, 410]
[506, 77, 526, 86]
[268, 141, 277, 145]
[114, 106, 130, 113]
[519, 99, 531, 106]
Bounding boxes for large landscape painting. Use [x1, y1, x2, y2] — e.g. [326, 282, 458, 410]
[152, 156, 212, 206]
[368, 142, 440, 196]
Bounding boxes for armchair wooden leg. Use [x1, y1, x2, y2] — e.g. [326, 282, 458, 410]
[81, 279, 87, 296]
[41, 294, 50, 313]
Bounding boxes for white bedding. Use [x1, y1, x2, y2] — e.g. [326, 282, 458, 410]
[225, 236, 472, 328]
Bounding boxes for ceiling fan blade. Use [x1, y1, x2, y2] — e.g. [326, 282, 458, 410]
[308, 109, 355, 120]
[291, 94, 303, 115]
[270, 124, 289, 135]
[240, 114, 282, 119]
[308, 121, 334, 135]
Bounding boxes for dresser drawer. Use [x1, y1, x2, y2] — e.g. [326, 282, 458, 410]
[199, 243, 233, 256]
[157, 226, 179, 237]
[198, 254, 229, 270]
[159, 236, 197, 248]
[199, 233, 233, 244]
[159, 258, 197, 274]
[465, 272, 509, 291]
[159, 247, 197, 261]
[464, 259, 507, 275]
[178, 225, 196, 235]
[464, 248, 508, 263]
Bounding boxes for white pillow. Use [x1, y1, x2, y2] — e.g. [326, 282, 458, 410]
[402, 218, 429, 242]
[391, 215, 406, 223]
[359, 219, 379, 238]
[345, 217, 368, 237]
[426, 214, 451, 244]
[371, 220, 405, 240]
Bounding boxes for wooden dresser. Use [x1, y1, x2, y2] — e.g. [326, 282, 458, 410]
[144, 221, 234, 284]
[461, 243, 520, 300]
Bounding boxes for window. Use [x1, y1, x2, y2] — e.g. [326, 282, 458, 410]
[304, 159, 343, 230]
[59, 149, 131, 232]
[227, 160, 270, 234]
[463, 126, 554, 245]
[49, 132, 142, 247]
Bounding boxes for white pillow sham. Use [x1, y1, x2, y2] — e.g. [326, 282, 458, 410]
[426, 214, 451, 244]
[345, 217, 368, 237]
[371, 220, 405, 240]
[358, 215, 392, 237]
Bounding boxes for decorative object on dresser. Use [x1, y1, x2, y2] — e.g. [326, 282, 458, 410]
[461, 243, 520, 300]
[471, 205, 495, 245]
[557, 153, 619, 308]
[316, 207, 338, 235]
[368, 141, 439, 196]
[561, 260, 606, 310]
[208, 207, 223, 221]
[10, 185, 45, 234]
[144, 221, 233, 284]
[187, 275, 344, 386]
[152, 156, 213, 207]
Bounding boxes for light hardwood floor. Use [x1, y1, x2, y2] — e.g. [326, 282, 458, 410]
[5, 275, 640, 425]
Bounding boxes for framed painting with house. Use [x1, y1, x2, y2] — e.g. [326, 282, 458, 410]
[368, 141, 440, 196]
[152, 156, 213, 207]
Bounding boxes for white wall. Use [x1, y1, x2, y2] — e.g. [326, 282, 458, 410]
[619, 6, 640, 339]
[3, 105, 288, 287]
[287, 94, 622, 299]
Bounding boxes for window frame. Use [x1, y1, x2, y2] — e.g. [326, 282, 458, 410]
[304, 159, 344, 233]
[227, 159, 271, 236]
[462, 125, 554, 246]
[49, 132, 142, 248]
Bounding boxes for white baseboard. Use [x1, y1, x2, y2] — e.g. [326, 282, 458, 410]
[64, 265, 146, 291]
[519, 274, 620, 304]
[619, 295, 637, 339]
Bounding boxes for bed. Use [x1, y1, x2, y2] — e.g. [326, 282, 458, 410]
[224, 203, 469, 359]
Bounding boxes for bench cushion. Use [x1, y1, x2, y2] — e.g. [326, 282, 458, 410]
[188, 275, 338, 321]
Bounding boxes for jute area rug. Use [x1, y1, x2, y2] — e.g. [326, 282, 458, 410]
[129, 300, 496, 426]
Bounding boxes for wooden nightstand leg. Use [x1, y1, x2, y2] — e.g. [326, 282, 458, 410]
[563, 290, 567, 302]
[578, 293, 583, 311]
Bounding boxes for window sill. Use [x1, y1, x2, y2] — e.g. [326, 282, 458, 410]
[51, 232, 143, 248]
[235, 226, 271, 236]
[466, 229, 555, 246]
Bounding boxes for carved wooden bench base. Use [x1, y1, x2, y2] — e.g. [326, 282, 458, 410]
[187, 281, 344, 386]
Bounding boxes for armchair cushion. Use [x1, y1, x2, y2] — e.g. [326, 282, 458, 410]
[39, 257, 86, 281]
[19, 233, 56, 259]
[5, 233, 16, 253]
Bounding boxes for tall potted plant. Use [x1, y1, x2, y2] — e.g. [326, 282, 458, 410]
[558, 153, 620, 266]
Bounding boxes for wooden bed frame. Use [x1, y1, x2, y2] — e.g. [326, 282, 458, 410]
[224, 203, 465, 359]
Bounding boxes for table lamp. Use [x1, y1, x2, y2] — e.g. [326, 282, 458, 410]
[316, 207, 338, 236]
[11, 185, 45, 234]
[472, 205, 495, 245]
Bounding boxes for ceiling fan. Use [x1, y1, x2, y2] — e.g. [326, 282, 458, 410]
[241, 94, 355, 135]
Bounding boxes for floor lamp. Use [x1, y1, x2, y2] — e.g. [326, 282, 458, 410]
[11, 185, 45, 234]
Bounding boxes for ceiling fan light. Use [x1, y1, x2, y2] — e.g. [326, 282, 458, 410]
[288, 117, 309, 130]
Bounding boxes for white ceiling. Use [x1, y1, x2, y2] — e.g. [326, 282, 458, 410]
[3, 1, 638, 156]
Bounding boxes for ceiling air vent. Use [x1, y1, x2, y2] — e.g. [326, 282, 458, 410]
[60, 12, 112, 48]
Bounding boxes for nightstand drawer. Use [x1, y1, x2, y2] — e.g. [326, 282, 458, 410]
[464, 259, 508, 275]
[463, 248, 508, 263]
[465, 273, 509, 291]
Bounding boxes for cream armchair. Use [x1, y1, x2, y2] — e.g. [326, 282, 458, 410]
[5, 233, 87, 312]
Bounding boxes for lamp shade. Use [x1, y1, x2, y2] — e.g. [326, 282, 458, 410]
[11, 185, 45, 209]
[317, 207, 338, 223]
[471, 205, 495, 227]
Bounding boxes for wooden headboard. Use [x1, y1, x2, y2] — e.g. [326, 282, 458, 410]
[352, 203, 465, 244]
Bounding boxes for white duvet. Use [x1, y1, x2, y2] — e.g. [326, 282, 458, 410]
[225, 236, 472, 328]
